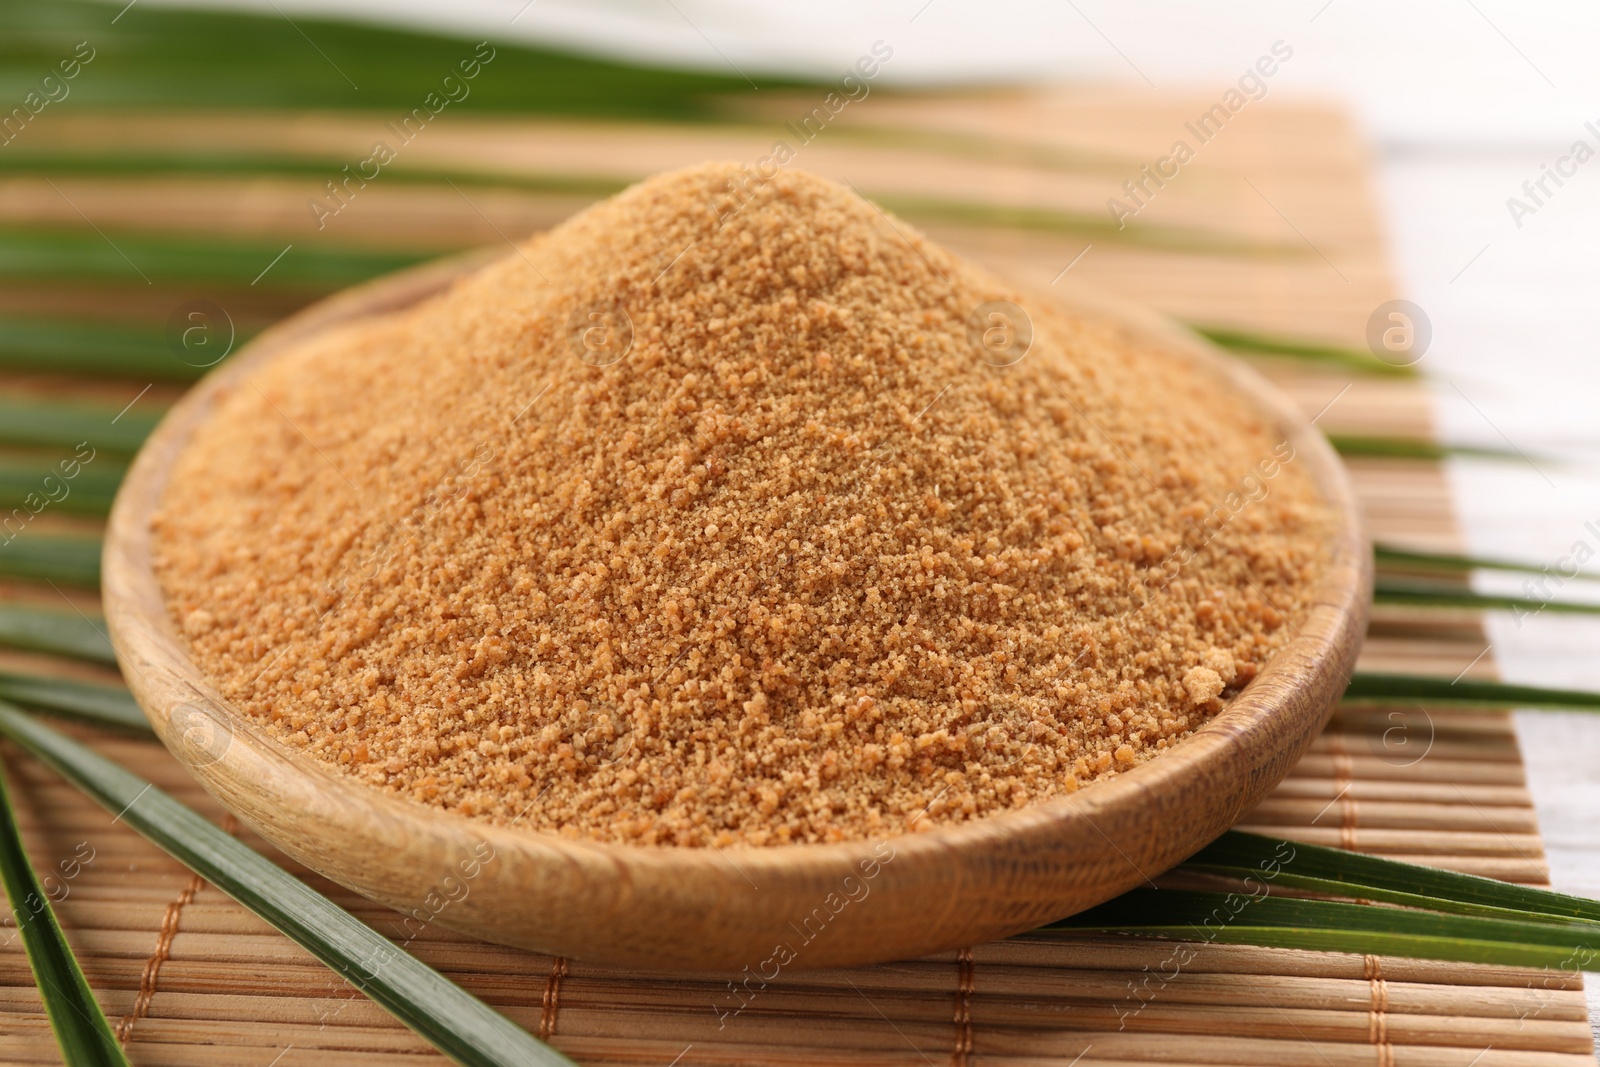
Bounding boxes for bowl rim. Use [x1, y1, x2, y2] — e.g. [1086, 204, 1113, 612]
[102, 248, 1371, 966]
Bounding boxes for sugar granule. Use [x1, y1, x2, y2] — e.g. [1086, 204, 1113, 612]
[153, 162, 1331, 846]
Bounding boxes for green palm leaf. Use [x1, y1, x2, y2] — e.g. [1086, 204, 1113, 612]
[1063, 838, 1600, 971]
[1328, 434, 1524, 462]
[1373, 576, 1600, 615]
[1186, 831, 1600, 925]
[0, 400, 162, 455]
[0, 758, 130, 1066]
[0, 315, 214, 382]
[0, 150, 635, 200]
[0, 535, 101, 587]
[0, 702, 576, 1067]
[1191, 325, 1415, 376]
[0, 460, 124, 517]
[4, 0, 1594, 1049]
[1054, 889, 1600, 971]
[1375, 541, 1600, 581]
[1345, 672, 1600, 710]
[875, 195, 1292, 254]
[0, 0, 791, 119]
[0, 674, 147, 733]
[0, 227, 431, 290]
[0, 605, 115, 665]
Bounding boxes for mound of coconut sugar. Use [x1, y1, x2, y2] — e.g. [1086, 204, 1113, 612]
[153, 162, 1331, 846]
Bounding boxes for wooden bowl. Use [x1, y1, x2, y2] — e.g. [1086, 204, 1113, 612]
[103, 251, 1371, 971]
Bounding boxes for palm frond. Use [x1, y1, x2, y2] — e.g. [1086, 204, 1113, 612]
[831, 124, 1134, 176]
[0, 758, 130, 1066]
[1065, 835, 1600, 969]
[0, 315, 217, 382]
[1345, 672, 1600, 710]
[0, 461, 124, 517]
[1186, 831, 1600, 925]
[0, 702, 576, 1067]
[0, 150, 634, 200]
[0, 227, 433, 291]
[1373, 576, 1600, 615]
[1192, 325, 1414, 376]
[0, 0, 795, 119]
[1375, 542, 1600, 581]
[1328, 434, 1525, 462]
[0, 535, 101, 587]
[1053, 889, 1600, 971]
[0, 605, 115, 665]
[879, 195, 1295, 254]
[4, 0, 1591, 1047]
[0, 167, 1260, 265]
[0, 674, 148, 733]
[0, 400, 161, 456]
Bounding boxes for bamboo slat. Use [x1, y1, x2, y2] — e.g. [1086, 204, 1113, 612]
[0, 88, 1589, 1065]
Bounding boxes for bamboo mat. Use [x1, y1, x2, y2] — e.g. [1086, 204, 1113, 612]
[0, 88, 1593, 1065]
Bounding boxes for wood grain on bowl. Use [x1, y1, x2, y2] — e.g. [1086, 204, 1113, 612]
[102, 253, 1371, 971]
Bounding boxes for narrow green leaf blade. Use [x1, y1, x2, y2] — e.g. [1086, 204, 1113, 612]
[1329, 434, 1524, 462]
[0, 400, 160, 456]
[0, 150, 633, 201]
[0, 704, 575, 1067]
[1185, 831, 1600, 925]
[0, 228, 432, 291]
[0, 0, 800, 120]
[0, 536, 102, 587]
[1374, 577, 1600, 615]
[1185, 925, 1584, 968]
[0, 761, 130, 1066]
[0, 605, 116, 665]
[1345, 672, 1600, 711]
[876, 195, 1290, 255]
[0, 315, 205, 382]
[1191, 326, 1415, 376]
[1053, 889, 1600, 971]
[0, 675, 149, 734]
[1375, 542, 1600, 582]
[0, 462, 124, 518]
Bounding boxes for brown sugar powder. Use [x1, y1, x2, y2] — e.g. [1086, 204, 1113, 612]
[153, 162, 1332, 847]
